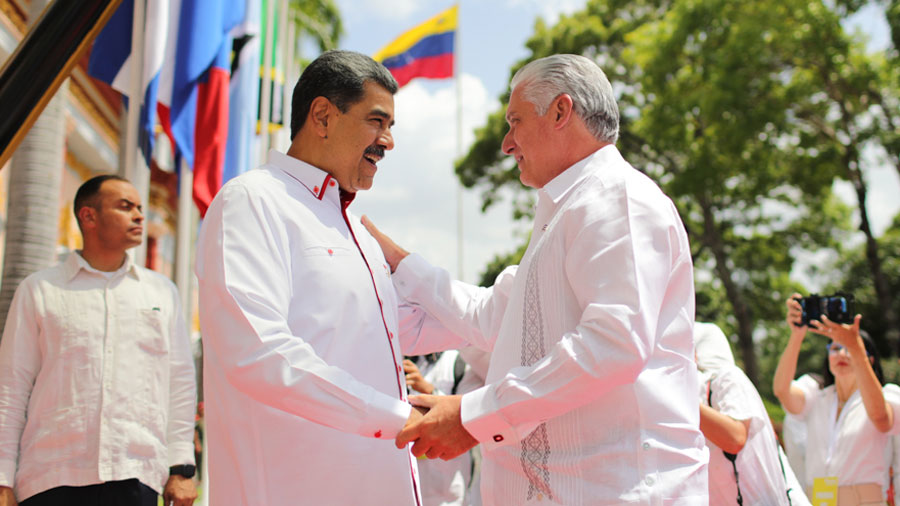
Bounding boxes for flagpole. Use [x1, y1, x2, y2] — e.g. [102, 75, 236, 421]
[282, 4, 295, 149]
[454, 2, 463, 282]
[258, 0, 276, 163]
[124, 0, 148, 267]
[276, 0, 289, 149]
[175, 158, 194, 325]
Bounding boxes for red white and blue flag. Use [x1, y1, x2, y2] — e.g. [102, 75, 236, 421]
[158, 0, 244, 216]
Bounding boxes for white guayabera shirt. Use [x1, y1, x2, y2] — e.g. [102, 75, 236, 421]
[394, 145, 709, 505]
[0, 252, 196, 501]
[196, 150, 457, 506]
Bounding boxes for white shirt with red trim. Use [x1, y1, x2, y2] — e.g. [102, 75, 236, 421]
[393, 145, 709, 505]
[196, 150, 449, 506]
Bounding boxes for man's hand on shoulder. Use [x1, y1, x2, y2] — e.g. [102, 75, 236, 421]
[0, 486, 17, 506]
[163, 475, 197, 506]
[361, 215, 409, 273]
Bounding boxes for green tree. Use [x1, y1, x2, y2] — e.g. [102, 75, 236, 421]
[291, 0, 342, 52]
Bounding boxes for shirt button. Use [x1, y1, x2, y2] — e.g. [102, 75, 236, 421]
[329, 180, 336, 187]
[645, 476, 654, 486]
[493, 434, 504, 442]
[389, 332, 394, 339]
[374, 430, 382, 438]
[642, 442, 650, 450]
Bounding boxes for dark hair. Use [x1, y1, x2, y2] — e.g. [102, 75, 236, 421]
[73, 175, 130, 228]
[823, 329, 884, 386]
[289, 50, 398, 140]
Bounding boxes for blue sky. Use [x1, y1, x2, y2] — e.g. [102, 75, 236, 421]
[320, 0, 898, 285]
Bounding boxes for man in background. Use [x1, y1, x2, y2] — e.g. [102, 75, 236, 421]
[0, 175, 197, 506]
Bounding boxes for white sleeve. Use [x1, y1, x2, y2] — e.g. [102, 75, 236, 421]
[165, 282, 197, 466]
[0, 280, 41, 486]
[393, 253, 516, 354]
[711, 368, 760, 425]
[883, 384, 900, 435]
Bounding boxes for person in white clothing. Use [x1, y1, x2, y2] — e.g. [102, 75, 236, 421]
[405, 352, 483, 506]
[0, 176, 197, 506]
[780, 373, 821, 492]
[363, 53, 708, 505]
[196, 50, 454, 506]
[694, 322, 809, 506]
[774, 295, 900, 505]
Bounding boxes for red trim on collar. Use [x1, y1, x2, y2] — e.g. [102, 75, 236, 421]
[317, 175, 332, 200]
[339, 189, 355, 210]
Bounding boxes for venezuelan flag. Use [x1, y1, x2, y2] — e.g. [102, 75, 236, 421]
[374, 5, 457, 87]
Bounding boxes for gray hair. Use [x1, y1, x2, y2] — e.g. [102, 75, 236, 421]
[510, 54, 619, 143]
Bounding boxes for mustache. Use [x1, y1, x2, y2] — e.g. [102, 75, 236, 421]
[365, 146, 385, 158]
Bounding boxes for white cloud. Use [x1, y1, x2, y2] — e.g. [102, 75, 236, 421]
[354, 74, 525, 283]
[339, 0, 420, 20]
[504, 0, 583, 25]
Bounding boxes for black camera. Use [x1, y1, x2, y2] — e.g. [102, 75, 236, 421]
[793, 293, 854, 326]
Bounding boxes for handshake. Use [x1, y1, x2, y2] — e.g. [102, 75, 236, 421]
[395, 394, 478, 461]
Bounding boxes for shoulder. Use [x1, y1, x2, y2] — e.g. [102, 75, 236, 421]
[18, 261, 69, 293]
[220, 167, 284, 200]
[711, 366, 757, 397]
[882, 383, 900, 402]
[575, 152, 678, 225]
[135, 267, 179, 297]
[806, 384, 832, 405]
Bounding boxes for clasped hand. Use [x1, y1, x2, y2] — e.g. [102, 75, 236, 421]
[396, 394, 478, 461]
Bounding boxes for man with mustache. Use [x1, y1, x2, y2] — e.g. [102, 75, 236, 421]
[196, 50, 446, 505]
[0, 175, 197, 506]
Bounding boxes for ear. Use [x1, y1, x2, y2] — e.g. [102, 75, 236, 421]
[309, 96, 334, 138]
[77, 206, 97, 229]
[550, 93, 575, 130]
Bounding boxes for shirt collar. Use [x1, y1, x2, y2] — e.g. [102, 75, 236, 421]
[65, 250, 140, 282]
[539, 144, 619, 205]
[267, 149, 340, 203]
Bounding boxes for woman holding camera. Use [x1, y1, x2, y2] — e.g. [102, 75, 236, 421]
[773, 294, 899, 506]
